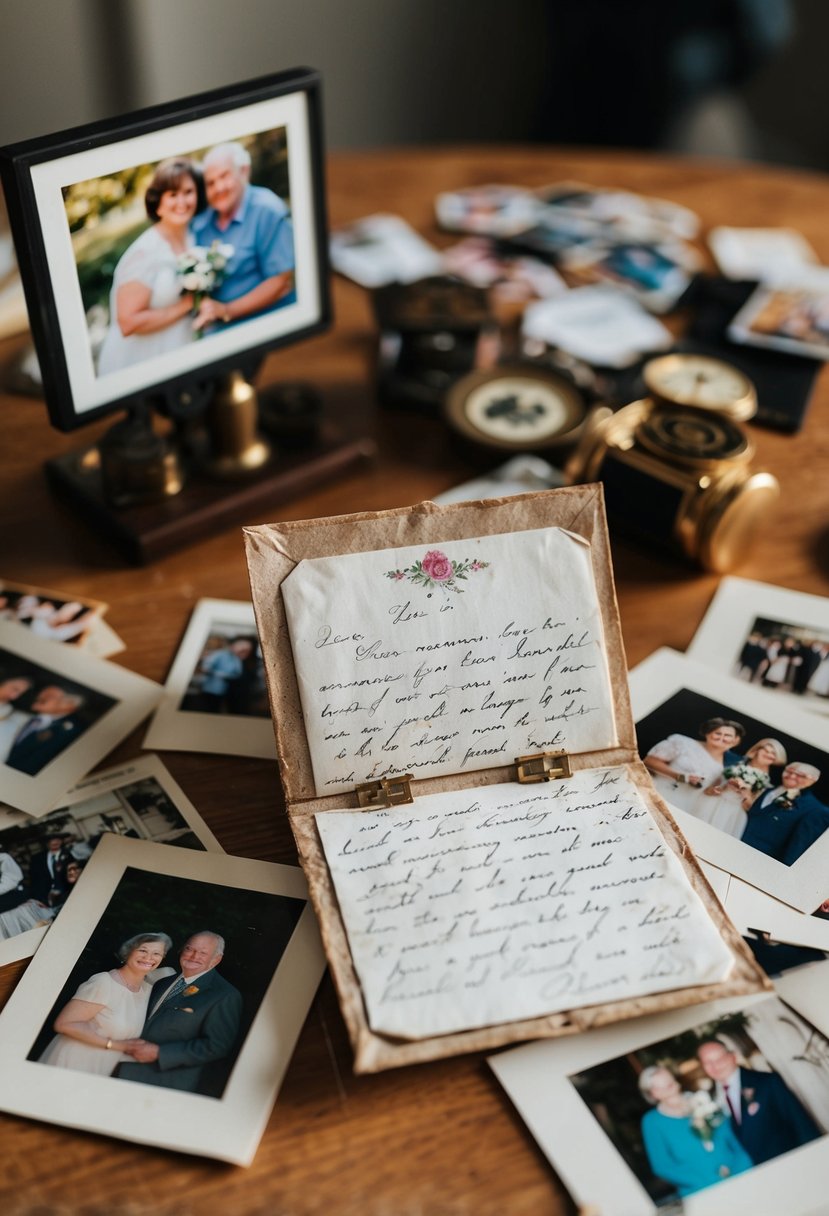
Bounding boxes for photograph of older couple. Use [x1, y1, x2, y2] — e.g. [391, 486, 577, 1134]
[571, 999, 828, 1205]
[65, 126, 295, 377]
[637, 688, 829, 868]
[28, 868, 305, 1098]
[0, 649, 116, 778]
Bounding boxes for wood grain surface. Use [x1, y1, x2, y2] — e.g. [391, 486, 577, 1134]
[0, 147, 828, 1216]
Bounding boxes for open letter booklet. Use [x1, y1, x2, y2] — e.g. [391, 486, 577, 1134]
[245, 487, 768, 1071]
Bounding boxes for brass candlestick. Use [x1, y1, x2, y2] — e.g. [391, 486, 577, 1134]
[206, 370, 271, 478]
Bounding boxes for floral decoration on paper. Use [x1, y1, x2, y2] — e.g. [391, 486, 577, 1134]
[385, 549, 490, 594]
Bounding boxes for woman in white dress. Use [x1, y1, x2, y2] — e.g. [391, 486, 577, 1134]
[807, 645, 829, 698]
[643, 717, 745, 813]
[97, 157, 205, 375]
[0, 675, 33, 762]
[691, 737, 788, 838]
[39, 931, 172, 1076]
[0, 848, 54, 939]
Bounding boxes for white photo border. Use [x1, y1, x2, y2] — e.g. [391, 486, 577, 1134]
[0, 753, 223, 967]
[143, 598, 275, 760]
[0, 621, 162, 817]
[0, 834, 325, 1165]
[687, 577, 829, 717]
[489, 964, 829, 1216]
[628, 647, 829, 912]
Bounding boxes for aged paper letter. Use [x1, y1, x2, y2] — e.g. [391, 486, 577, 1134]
[281, 528, 617, 793]
[316, 768, 734, 1038]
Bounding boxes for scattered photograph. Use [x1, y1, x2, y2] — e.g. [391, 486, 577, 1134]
[0, 835, 325, 1164]
[537, 181, 700, 241]
[629, 648, 829, 912]
[687, 578, 829, 717]
[559, 238, 697, 313]
[143, 600, 275, 759]
[442, 236, 566, 309]
[729, 273, 829, 361]
[0, 577, 113, 651]
[434, 183, 542, 238]
[490, 965, 829, 1216]
[714, 873, 829, 980]
[708, 226, 818, 282]
[0, 621, 162, 817]
[329, 213, 444, 288]
[0, 753, 221, 966]
[521, 286, 672, 368]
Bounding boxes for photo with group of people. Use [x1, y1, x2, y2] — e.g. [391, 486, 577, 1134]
[637, 688, 829, 868]
[64, 125, 295, 379]
[734, 615, 829, 703]
[571, 998, 828, 1205]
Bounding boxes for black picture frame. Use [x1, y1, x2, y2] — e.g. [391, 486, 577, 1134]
[0, 67, 331, 432]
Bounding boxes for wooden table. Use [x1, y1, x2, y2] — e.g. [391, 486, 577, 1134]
[1, 147, 828, 1216]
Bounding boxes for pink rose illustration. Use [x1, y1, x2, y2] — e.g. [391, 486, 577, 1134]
[421, 550, 453, 582]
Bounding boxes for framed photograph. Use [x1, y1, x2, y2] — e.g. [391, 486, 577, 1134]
[0, 622, 162, 816]
[490, 963, 829, 1216]
[143, 599, 274, 759]
[0, 753, 222, 966]
[0, 68, 330, 430]
[728, 273, 829, 361]
[629, 648, 829, 912]
[0, 834, 325, 1164]
[687, 577, 829, 717]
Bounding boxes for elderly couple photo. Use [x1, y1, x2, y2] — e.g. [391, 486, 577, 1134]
[640, 704, 829, 867]
[65, 127, 295, 378]
[0, 657, 115, 778]
[573, 1003, 827, 1204]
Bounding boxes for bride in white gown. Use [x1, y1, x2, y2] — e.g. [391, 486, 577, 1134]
[39, 931, 172, 1076]
[643, 718, 745, 814]
[691, 738, 788, 838]
[97, 158, 204, 376]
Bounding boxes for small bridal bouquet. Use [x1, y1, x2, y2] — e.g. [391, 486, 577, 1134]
[722, 762, 770, 794]
[177, 240, 234, 337]
[688, 1088, 724, 1150]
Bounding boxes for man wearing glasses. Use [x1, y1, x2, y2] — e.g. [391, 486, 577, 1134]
[741, 762, 829, 864]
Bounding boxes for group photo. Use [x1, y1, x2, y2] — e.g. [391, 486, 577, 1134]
[570, 999, 829, 1205]
[0, 581, 104, 647]
[0, 649, 117, 778]
[64, 123, 295, 379]
[28, 867, 305, 1098]
[637, 687, 829, 868]
[733, 615, 829, 703]
[0, 768, 211, 946]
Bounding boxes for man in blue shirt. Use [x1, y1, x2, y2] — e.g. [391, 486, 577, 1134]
[192, 141, 295, 331]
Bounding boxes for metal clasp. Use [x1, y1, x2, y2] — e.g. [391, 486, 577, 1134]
[516, 751, 572, 783]
[355, 774, 414, 808]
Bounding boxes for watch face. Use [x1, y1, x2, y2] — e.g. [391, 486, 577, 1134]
[444, 366, 587, 450]
[643, 354, 756, 418]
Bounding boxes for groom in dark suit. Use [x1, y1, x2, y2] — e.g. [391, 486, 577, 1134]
[118, 930, 242, 1095]
[697, 1038, 821, 1165]
[5, 685, 85, 776]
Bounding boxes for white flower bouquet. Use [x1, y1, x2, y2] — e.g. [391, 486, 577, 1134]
[687, 1088, 724, 1149]
[722, 762, 771, 793]
[176, 240, 234, 337]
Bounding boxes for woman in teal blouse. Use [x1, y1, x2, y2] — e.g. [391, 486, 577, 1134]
[639, 1065, 753, 1197]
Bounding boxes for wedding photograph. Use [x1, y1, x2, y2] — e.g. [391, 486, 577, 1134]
[143, 599, 275, 759]
[0, 837, 325, 1163]
[0, 754, 221, 964]
[66, 124, 295, 380]
[629, 648, 829, 913]
[569, 999, 828, 1207]
[687, 578, 829, 718]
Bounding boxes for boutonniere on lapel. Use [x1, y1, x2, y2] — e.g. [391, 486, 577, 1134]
[742, 1087, 760, 1116]
[183, 984, 200, 996]
[774, 791, 798, 810]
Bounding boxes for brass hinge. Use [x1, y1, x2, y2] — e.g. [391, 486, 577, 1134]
[355, 774, 414, 809]
[516, 751, 572, 783]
